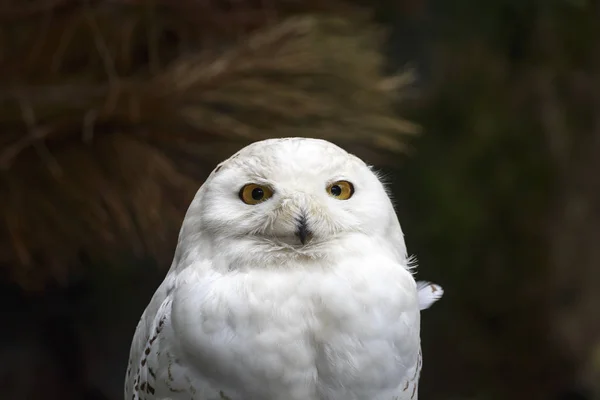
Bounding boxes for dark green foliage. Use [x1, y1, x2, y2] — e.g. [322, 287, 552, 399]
[384, 0, 600, 398]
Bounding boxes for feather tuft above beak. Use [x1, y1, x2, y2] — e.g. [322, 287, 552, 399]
[295, 213, 312, 245]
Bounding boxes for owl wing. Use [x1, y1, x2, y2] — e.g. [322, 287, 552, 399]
[390, 348, 422, 400]
[125, 270, 228, 400]
[125, 293, 172, 400]
[385, 306, 423, 400]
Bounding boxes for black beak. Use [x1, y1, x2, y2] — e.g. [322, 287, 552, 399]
[295, 213, 312, 245]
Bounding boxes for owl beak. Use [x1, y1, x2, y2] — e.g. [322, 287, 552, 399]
[295, 213, 313, 245]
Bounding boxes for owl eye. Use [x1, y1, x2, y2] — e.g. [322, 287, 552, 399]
[239, 183, 274, 205]
[327, 180, 354, 200]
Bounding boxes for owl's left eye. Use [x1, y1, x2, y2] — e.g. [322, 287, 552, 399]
[239, 184, 274, 205]
[327, 180, 354, 200]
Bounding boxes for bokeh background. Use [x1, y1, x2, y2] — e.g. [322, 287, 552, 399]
[1, 0, 599, 399]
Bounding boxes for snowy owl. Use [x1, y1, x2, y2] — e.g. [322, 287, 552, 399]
[125, 137, 443, 400]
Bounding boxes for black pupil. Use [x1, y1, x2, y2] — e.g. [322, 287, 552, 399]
[330, 185, 342, 196]
[251, 187, 264, 200]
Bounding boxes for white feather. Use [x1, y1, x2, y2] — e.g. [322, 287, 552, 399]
[416, 281, 444, 311]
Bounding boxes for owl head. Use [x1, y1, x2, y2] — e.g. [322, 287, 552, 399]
[176, 138, 406, 269]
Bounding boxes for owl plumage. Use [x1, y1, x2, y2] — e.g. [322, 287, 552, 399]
[125, 138, 443, 400]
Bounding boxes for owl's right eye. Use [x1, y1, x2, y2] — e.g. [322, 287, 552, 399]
[239, 184, 274, 205]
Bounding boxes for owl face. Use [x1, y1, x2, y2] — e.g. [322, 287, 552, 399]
[196, 138, 396, 255]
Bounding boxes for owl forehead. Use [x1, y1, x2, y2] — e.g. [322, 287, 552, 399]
[226, 138, 359, 179]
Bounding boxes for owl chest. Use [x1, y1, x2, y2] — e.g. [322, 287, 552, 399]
[214, 266, 417, 341]
[176, 265, 420, 398]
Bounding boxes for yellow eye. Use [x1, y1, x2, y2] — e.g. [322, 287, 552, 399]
[327, 180, 354, 200]
[239, 184, 274, 205]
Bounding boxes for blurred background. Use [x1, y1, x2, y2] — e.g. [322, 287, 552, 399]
[1, 0, 599, 399]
